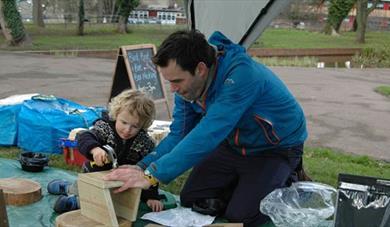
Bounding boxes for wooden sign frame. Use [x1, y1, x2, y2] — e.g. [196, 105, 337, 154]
[109, 44, 171, 119]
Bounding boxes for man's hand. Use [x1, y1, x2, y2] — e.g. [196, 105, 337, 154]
[103, 165, 151, 193]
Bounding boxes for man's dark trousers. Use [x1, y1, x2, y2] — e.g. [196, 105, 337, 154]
[180, 142, 303, 226]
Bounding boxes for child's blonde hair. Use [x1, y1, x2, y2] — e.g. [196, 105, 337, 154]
[108, 89, 156, 129]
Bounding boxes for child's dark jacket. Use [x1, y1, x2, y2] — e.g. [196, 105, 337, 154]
[77, 116, 159, 201]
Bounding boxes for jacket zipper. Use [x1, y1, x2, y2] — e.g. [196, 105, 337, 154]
[254, 115, 280, 145]
[234, 128, 246, 156]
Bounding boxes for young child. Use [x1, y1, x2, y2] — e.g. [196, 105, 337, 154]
[47, 89, 164, 213]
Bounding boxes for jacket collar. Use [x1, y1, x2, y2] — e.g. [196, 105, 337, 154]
[197, 62, 217, 105]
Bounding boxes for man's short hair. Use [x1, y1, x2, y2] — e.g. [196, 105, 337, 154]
[152, 30, 216, 75]
[108, 89, 156, 129]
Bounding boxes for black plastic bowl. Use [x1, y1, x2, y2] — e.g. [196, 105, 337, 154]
[19, 152, 49, 172]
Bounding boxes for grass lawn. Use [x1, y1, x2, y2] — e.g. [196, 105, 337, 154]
[375, 85, 390, 97]
[0, 24, 185, 50]
[254, 29, 390, 49]
[1, 146, 389, 194]
[0, 24, 389, 50]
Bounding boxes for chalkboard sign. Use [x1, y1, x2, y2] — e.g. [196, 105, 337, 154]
[126, 47, 164, 100]
[109, 44, 171, 119]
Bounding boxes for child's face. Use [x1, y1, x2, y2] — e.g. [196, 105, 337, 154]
[115, 109, 141, 140]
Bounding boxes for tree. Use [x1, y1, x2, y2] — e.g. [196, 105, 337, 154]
[97, 0, 104, 23]
[0, 0, 31, 46]
[33, 0, 44, 27]
[283, 0, 325, 23]
[324, 0, 356, 35]
[78, 0, 85, 36]
[117, 0, 139, 33]
[355, 0, 379, 43]
[62, 0, 78, 24]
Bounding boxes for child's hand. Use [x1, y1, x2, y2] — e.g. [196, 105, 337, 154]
[91, 147, 108, 166]
[147, 199, 164, 212]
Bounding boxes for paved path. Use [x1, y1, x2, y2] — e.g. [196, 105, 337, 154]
[1, 52, 389, 161]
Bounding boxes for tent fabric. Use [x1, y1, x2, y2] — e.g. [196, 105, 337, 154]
[192, 0, 267, 45]
[17, 96, 103, 154]
[0, 94, 38, 146]
[185, 0, 293, 49]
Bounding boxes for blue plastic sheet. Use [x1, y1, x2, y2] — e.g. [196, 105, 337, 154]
[0, 94, 38, 146]
[0, 105, 20, 146]
[17, 96, 103, 154]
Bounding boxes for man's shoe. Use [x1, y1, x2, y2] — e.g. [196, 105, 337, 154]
[47, 179, 71, 195]
[53, 195, 79, 214]
[192, 198, 227, 216]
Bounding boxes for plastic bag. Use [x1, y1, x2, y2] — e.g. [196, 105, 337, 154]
[260, 182, 337, 227]
[141, 206, 215, 227]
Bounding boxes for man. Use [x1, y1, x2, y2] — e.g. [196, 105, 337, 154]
[104, 30, 307, 226]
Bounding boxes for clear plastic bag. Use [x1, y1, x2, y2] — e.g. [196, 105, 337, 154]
[260, 182, 337, 227]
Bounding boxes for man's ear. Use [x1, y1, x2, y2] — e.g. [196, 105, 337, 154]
[196, 62, 208, 78]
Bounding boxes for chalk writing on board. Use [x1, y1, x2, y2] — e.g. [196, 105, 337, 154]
[127, 48, 164, 100]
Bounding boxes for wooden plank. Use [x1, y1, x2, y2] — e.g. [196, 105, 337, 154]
[0, 189, 9, 227]
[112, 187, 141, 222]
[56, 209, 131, 227]
[78, 178, 119, 226]
[78, 171, 141, 226]
[78, 171, 124, 189]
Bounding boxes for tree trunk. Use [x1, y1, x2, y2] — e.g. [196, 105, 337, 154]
[32, 0, 44, 27]
[78, 0, 84, 36]
[324, 0, 356, 34]
[63, 0, 75, 24]
[352, 18, 357, 32]
[117, 15, 127, 33]
[97, 0, 104, 23]
[116, 0, 139, 33]
[356, 0, 368, 43]
[355, 0, 380, 43]
[0, 0, 31, 46]
[0, 2, 13, 42]
[110, 1, 117, 23]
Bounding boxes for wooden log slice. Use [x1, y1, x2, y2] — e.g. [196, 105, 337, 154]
[55, 210, 131, 227]
[0, 178, 42, 206]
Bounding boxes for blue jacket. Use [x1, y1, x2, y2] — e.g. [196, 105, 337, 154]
[139, 31, 307, 183]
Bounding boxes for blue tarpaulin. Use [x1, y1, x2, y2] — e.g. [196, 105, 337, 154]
[16, 95, 103, 154]
[0, 94, 38, 146]
[0, 105, 20, 146]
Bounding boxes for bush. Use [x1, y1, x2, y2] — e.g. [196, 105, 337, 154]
[352, 46, 390, 68]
